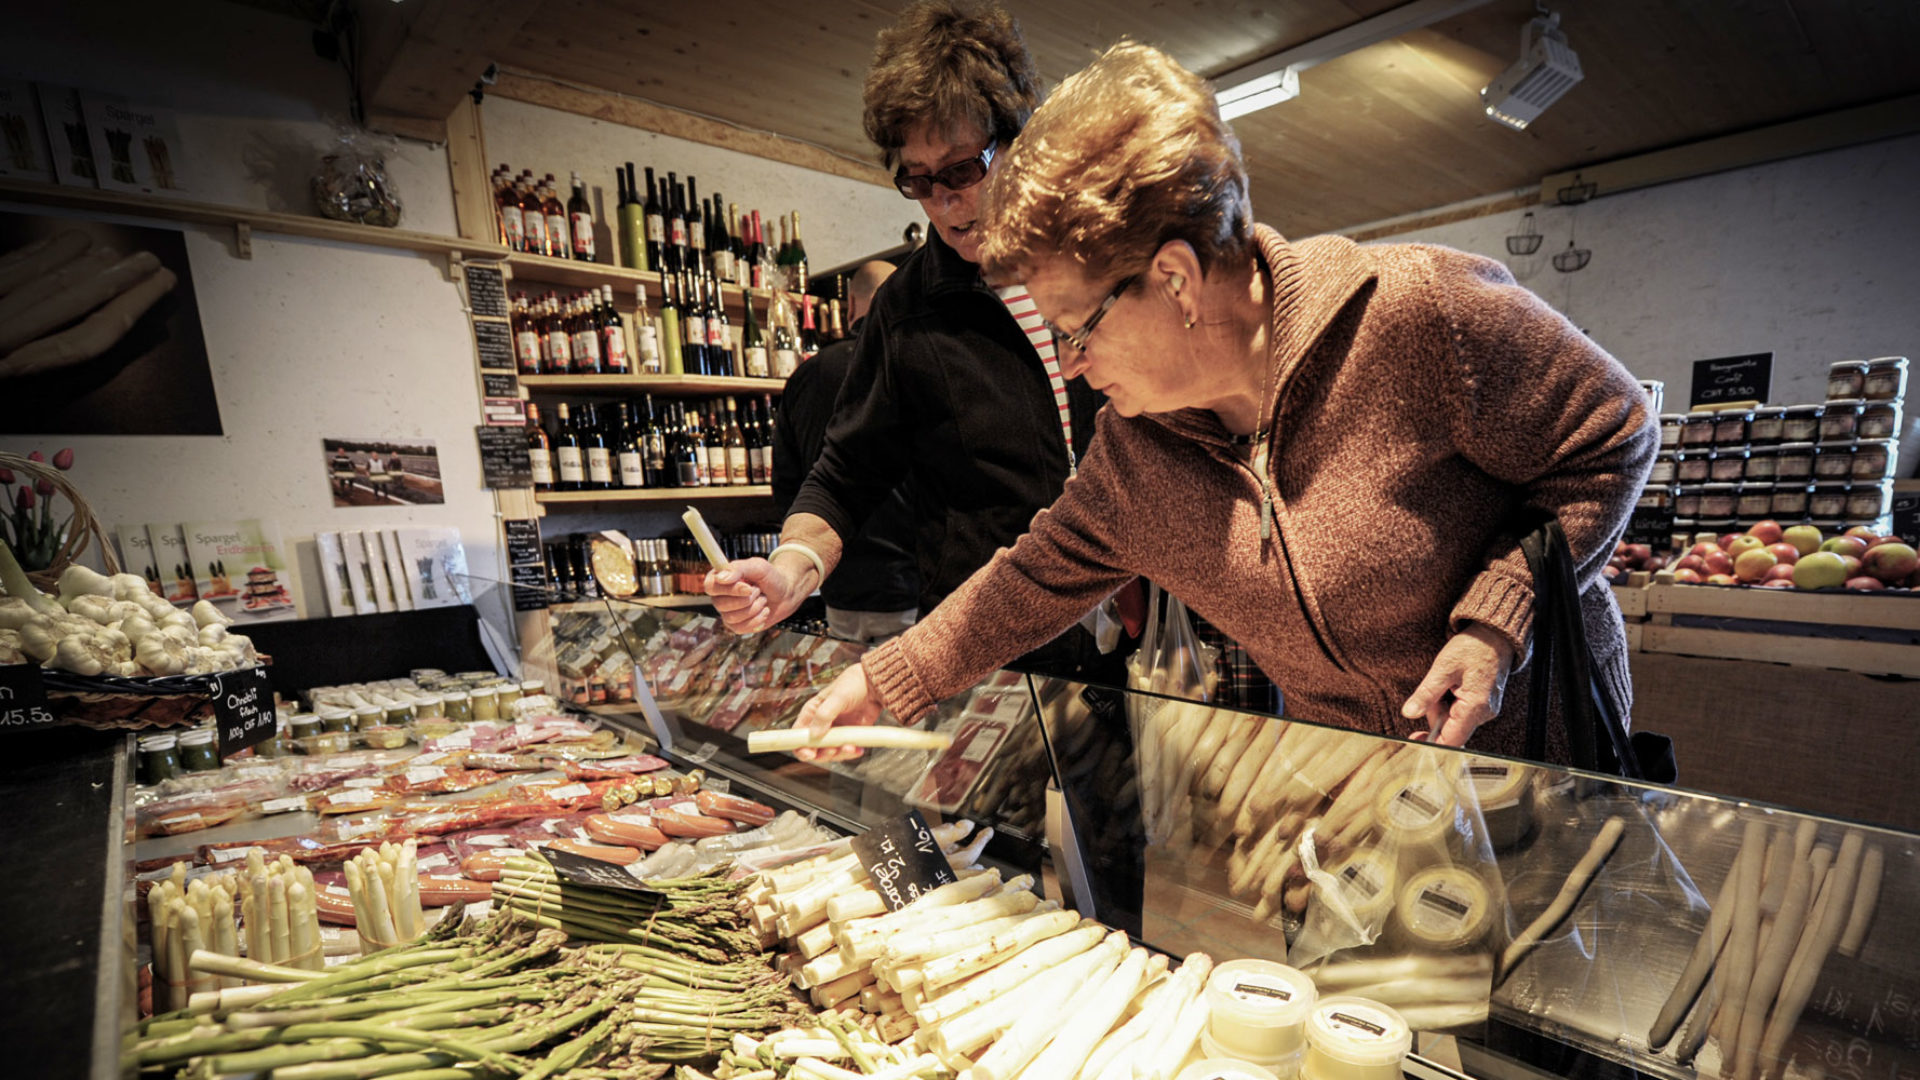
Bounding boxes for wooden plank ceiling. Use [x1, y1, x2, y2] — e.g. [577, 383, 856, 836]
[492, 0, 1920, 237]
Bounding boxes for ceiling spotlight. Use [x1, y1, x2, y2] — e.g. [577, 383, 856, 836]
[1216, 67, 1300, 121]
[1480, 10, 1582, 130]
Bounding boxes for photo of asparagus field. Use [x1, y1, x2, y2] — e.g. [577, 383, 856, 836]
[0, 209, 219, 434]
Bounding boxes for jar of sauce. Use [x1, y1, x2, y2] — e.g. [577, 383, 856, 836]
[177, 728, 221, 773]
[1748, 406, 1786, 445]
[1700, 483, 1739, 518]
[1860, 402, 1901, 440]
[1781, 405, 1824, 443]
[520, 679, 547, 699]
[471, 686, 501, 723]
[1674, 487, 1703, 517]
[350, 706, 382, 732]
[1709, 449, 1748, 482]
[1713, 409, 1753, 446]
[415, 694, 446, 720]
[1864, 356, 1908, 402]
[1770, 484, 1811, 519]
[289, 714, 324, 741]
[1742, 446, 1777, 480]
[443, 691, 473, 724]
[384, 702, 415, 727]
[137, 734, 181, 785]
[1775, 442, 1816, 480]
[1827, 360, 1867, 400]
[1820, 400, 1864, 441]
[1851, 439, 1895, 481]
[1675, 450, 1711, 483]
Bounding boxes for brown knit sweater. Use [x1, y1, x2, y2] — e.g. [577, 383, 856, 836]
[860, 226, 1658, 758]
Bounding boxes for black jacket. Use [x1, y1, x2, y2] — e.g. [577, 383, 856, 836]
[790, 228, 1104, 619]
[773, 319, 919, 614]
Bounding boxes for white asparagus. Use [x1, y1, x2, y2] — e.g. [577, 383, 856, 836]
[824, 888, 888, 925]
[1135, 974, 1212, 1080]
[1758, 831, 1865, 1079]
[923, 925, 1111, 1046]
[1500, 817, 1626, 980]
[164, 899, 189, 1013]
[1018, 947, 1150, 1080]
[749, 726, 953, 753]
[1733, 849, 1815, 1080]
[1758, 827, 1792, 917]
[286, 883, 317, 972]
[798, 947, 865, 988]
[886, 902, 1050, 963]
[811, 967, 877, 1009]
[1836, 845, 1883, 957]
[920, 909, 1083, 992]
[147, 884, 173, 1006]
[1214, 721, 1284, 830]
[0, 246, 119, 331]
[268, 875, 293, 964]
[1079, 967, 1181, 1080]
[972, 935, 1126, 1080]
[1121, 955, 1212, 1079]
[179, 905, 213, 998]
[0, 266, 178, 378]
[0, 231, 89, 297]
[1198, 715, 1262, 802]
[855, 886, 1037, 959]
[1792, 818, 1817, 866]
[209, 885, 237, 990]
[1709, 820, 1769, 1050]
[796, 919, 840, 961]
[682, 507, 732, 569]
[0, 250, 162, 354]
[1648, 840, 1750, 1050]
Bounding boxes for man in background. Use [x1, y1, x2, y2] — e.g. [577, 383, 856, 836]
[771, 261, 918, 643]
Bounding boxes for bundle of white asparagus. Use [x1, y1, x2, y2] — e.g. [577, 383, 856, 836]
[237, 849, 325, 975]
[147, 853, 325, 1013]
[1648, 820, 1883, 1080]
[748, 819, 1217, 1080]
[343, 840, 426, 954]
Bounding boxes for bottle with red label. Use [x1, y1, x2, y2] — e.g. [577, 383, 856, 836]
[568, 172, 596, 262]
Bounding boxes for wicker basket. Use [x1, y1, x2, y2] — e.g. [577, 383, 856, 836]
[0, 450, 119, 592]
[42, 665, 274, 732]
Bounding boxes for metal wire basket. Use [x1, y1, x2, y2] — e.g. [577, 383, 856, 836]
[1556, 174, 1597, 205]
[1553, 240, 1592, 272]
[1505, 211, 1544, 256]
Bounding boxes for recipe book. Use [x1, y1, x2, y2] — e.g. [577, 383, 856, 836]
[314, 532, 355, 618]
[145, 521, 197, 605]
[395, 527, 470, 609]
[112, 522, 164, 599]
[338, 530, 380, 616]
[182, 519, 300, 624]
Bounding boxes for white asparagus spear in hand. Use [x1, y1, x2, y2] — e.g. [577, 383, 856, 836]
[749, 725, 952, 754]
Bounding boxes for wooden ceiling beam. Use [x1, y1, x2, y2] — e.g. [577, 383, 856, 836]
[356, 0, 542, 142]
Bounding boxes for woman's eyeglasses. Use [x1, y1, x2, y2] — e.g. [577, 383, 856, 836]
[1046, 274, 1138, 352]
[894, 141, 996, 200]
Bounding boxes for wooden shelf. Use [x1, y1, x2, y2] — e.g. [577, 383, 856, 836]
[536, 486, 773, 505]
[505, 252, 770, 303]
[519, 374, 785, 395]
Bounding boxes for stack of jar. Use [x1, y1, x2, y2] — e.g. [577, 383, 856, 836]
[1655, 355, 1905, 545]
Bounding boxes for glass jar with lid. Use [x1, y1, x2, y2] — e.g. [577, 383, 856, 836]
[1813, 442, 1855, 479]
[443, 691, 473, 724]
[1847, 481, 1891, 521]
[1820, 400, 1864, 441]
[1827, 360, 1868, 400]
[177, 728, 221, 773]
[1864, 356, 1908, 402]
[384, 702, 415, 727]
[471, 686, 501, 723]
[1709, 449, 1748, 482]
[1658, 414, 1685, 449]
[1712, 409, 1753, 446]
[349, 706, 382, 732]
[1700, 483, 1740, 518]
[1860, 402, 1901, 440]
[1736, 485, 1773, 519]
[319, 709, 354, 734]
[1648, 454, 1677, 485]
[1748, 406, 1787, 445]
[1770, 483, 1811, 519]
[1680, 411, 1717, 447]
[1809, 483, 1851, 520]
[1851, 439, 1895, 481]
[1674, 486, 1704, 517]
[1675, 450, 1710, 483]
[497, 682, 524, 705]
[1774, 442, 1816, 480]
[137, 734, 181, 785]
[1742, 446, 1778, 480]
[520, 679, 547, 700]
[1781, 405, 1825, 443]
[414, 694, 445, 720]
[289, 714, 324, 741]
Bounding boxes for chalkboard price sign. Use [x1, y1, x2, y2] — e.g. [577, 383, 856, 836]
[545, 847, 663, 895]
[1622, 503, 1677, 548]
[1891, 490, 1920, 547]
[0, 663, 54, 732]
[473, 319, 515, 372]
[851, 810, 957, 912]
[1689, 353, 1772, 409]
[477, 426, 533, 490]
[214, 665, 276, 757]
[482, 372, 519, 398]
[463, 263, 509, 319]
[505, 518, 549, 611]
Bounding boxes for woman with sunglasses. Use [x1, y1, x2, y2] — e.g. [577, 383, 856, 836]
[706, 1, 1124, 681]
[786, 42, 1657, 763]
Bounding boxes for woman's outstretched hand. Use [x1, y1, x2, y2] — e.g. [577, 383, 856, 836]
[791, 663, 884, 762]
[1401, 623, 1516, 747]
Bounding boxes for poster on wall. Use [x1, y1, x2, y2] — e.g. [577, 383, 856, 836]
[0, 80, 54, 181]
[322, 437, 445, 507]
[80, 91, 188, 195]
[0, 208, 221, 434]
[33, 83, 97, 188]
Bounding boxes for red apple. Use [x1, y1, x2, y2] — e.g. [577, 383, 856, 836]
[1845, 525, 1880, 541]
[1862, 542, 1918, 584]
[1706, 573, 1739, 586]
[1734, 549, 1778, 583]
[1719, 532, 1742, 550]
[1782, 525, 1824, 557]
[1762, 563, 1798, 583]
[1747, 520, 1785, 545]
[1673, 568, 1705, 584]
[1865, 534, 1905, 551]
[1727, 535, 1768, 559]
[1626, 543, 1653, 563]
[1690, 542, 1725, 559]
[1822, 536, 1869, 559]
[1704, 552, 1736, 577]
[1841, 555, 1864, 578]
[1676, 554, 1708, 574]
[1847, 576, 1887, 591]
[1645, 555, 1668, 572]
[1760, 579, 1796, 589]
[1765, 543, 1801, 565]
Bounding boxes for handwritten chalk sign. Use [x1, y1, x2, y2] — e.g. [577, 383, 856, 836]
[851, 810, 957, 912]
[214, 665, 276, 757]
[544, 847, 662, 895]
[463, 263, 509, 319]
[1891, 490, 1919, 547]
[473, 319, 514, 372]
[1689, 353, 1772, 409]
[0, 663, 54, 731]
[477, 425, 532, 490]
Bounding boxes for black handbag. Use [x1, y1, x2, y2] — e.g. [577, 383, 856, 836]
[1519, 517, 1677, 784]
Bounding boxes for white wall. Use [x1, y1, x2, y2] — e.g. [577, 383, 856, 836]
[1358, 133, 1920, 470]
[480, 96, 916, 275]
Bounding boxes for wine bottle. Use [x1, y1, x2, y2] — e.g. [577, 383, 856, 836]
[680, 271, 708, 377]
[573, 294, 605, 375]
[790, 211, 809, 294]
[600, 286, 629, 374]
[666, 172, 686, 274]
[581, 402, 614, 489]
[520, 172, 550, 257]
[569, 172, 595, 262]
[748, 210, 766, 289]
[642, 166, 664, 273]
[497, 164, 525, 251]
[724, 397, 749, 485]
[615, 401, 646, 488]
[641, 394, 667, 486]
[634, 284, 663, 374]
[613, 165, 632, 265]
[799, 295, 820, 358]
[659, 271, 684, 377]
[771, 294, 799, 378]
[741, 287, 768, 378]
[525, 401, 555, 491]
[546, 295, 573, 374]
[512, 297, 541, 375]
[686, 177, 706, 275]
[543, 175, 572, 261]
[709, 195, 731, 283]
[554, 402, 585, 490]
[670, 403, 702, 488]
[700, 402, 729, 486]
[705, 273, 732, 377]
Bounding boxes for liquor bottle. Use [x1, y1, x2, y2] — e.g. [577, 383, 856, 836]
[686, 177, 706, 275]
[705, 273, 732, 377]
[643, 166, 664, 273]
[726, 202, 745, 285]
[497, 165, 525, 251]
[545, 295, 573, 374]
[666, 172, 686, 274]
[699, 403, 728, 486]
[614, 165, 633, 267]
[740, 287, 769, 378]
[619, 163, 642, 270]
[520, 172, 550, 257]
[829, 298, 846, 342]
[799, 296, 820, 358]
[581, 402, 614, 489]
[634, 284, 663, 374]
[615, 401, 646, 488]
[671, 404, 704, 487]
[543, 175, 571, 261]
[658, 271, 684, 377]
[573, 295, 605, 375]
[708, 196, 730, 283]
[680, 272, 708, 377]
[771, 294, 799, 377]
[525, 401, 555, 491]
[747, 210, 765, 289]
[724, 397, 750, 486]
[599, 286, 629, 374]
[776, 214, 793, 280]
[640, 394, 667, 486]
[569, 172, 595, 262]
[512, 297, 541, 375]
[553, 402, 585, 490]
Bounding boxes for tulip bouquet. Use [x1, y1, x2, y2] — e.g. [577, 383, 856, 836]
[2, 447, 76, 572]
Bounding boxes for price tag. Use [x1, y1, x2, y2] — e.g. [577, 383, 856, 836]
[236, 765, 280, 780]
[482, 397, 527, 426]
[261, 796, 308, 815]
[0, 663, 56, 730]
[481, 372, 519, 398]
[214, 666, 276, 758]
[473, 318, 515, 371]
[437, 733, 471, 750]
[338, 818, 383, 839]
[417, 852, 451, 871]
[1689, 352, 1772, 409]
[465, 834, 511, 847]
[405, 766, 447, 785]
[477, 425, 533, 489]
[344, 776, 386, 789]
[329, 789, 379, 807]
[610, 812, 653, 827]
[210, 845, 260, 864]
[545, 783, 591, 800]
[544, 847, 663, 895]
[850, 809, 957, 912]
[464, 263, 509, 318]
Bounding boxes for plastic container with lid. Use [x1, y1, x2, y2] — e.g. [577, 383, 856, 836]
[1781, 405, 1825, 443]
[1674, 487, 1703, 517]
[1657, 414, 1685, 449]
[177, 728, 221, 772]
[1712, 409, 1753, 446]
[1770, 484, 1812, 518]
[1708, 449, 1748, 481]
[1648, 454, 1677, 484]
[1864, 356, 1908, 402]
[1860, 402, 1901, 440]
[1828, 361, 1868, 400]
[1848, 481, 1891, 521]
[1748, 406, 1787, 445]
[1325, 849, 1398, 930]
[1674, 450, 1711, 483]
[1700, 483, 1739, 518]
[1741, 446, 1777, 480]
[1774, 442, 1816, 480]
[1374, 768, 1458, 876]
[1736, 486, 1774, 519]
[1813, 443, 1855, 479]
[1302, 998, 1412, 1080]
[1679, 411, 1717, 446]
[1809, 483, 1851, 520]
[443, 691, 473, 724]
[1392, 865, 1496, 951]
[1180, 1056, 1282, 1080]
[471, 686, 501, 723]
[520, 679, 548, 699]
[1851, 439, 1896, 481]
[1463, 757, 1534, 849]
[1820, 400, 1865, 441]
[1206, 959, 1317, 1063]
[137, 734, 181, 785]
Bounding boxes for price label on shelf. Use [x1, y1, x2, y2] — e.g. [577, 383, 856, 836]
[477, 425, 533, 490]
[0, 663, 54, 731]
[851, 809, 956, 913]
[545, 847, 663, 895]
[1688, 352, 1772, 409]
[482, 372, 519, 398]
[464, 263, 510, 318]
[473, 318, 515, 371]
[214, 665, 276, 758]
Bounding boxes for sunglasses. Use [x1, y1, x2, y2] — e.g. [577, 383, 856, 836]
[1046, 274, 1138, 352]
[894, 141, 997, 200]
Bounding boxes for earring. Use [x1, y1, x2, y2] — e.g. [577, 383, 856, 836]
[1185, 318, 1194, 330]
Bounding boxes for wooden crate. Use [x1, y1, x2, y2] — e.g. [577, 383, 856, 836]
[1611, 578, 1649, 620]
[1641, 581, 1920, 676]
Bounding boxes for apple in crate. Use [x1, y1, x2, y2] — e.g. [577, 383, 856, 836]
[1707, 573, 1739, 586]
[1847, 577, 1886, 591]
[1703, 551, 1736, 577]
[1747, 520, 1785, 545]
[1734, 549, 1778, 583]
[1846, 525, 1880, 541]
[1764, 543, 1801, 565]
[1822, 536, 1870, 559]
[1793, 551, 1849, 590]
[1675, 554, 1708, 574]
[1689, 541, 1724, 559]
[1762, 563, 1798, 584]
[1841, 555, 1864, 579]
[1782, 525, 1824, 557]
[1760, 579, 1796, 589]
[1862, 542, 1918, 584]
[1727, 535, 1768, 559]
[1673, 568, 1705, 584]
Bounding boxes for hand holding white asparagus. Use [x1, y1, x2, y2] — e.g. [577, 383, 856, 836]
[0, 229, 179, 378]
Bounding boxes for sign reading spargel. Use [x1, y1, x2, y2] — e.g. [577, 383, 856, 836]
[851, 809, 957, 912]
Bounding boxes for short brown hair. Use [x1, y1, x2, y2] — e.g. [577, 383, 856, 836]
[862, 1, 1040, 170]
[978, 42, 1254, 286]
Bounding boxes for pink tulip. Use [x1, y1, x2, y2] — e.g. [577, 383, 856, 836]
[25, 450, 43, 463]
[0, 468, 12, 484]
[15, 486, 32, 510]
[35, 478, 54, 497]
[52, 448, 73, 470]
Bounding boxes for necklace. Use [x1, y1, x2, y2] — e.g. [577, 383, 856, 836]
[1237, 341, 1283, 540]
